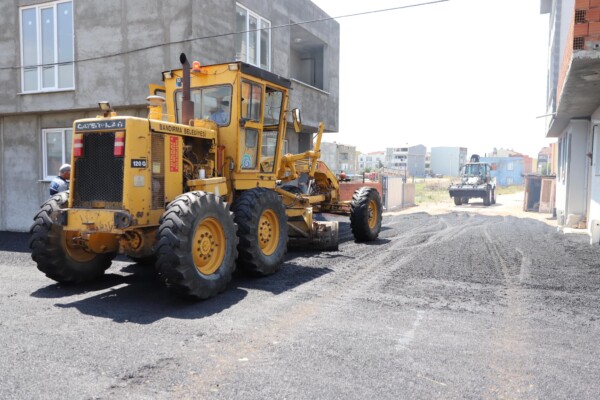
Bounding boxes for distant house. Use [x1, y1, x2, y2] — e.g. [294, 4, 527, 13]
[385, 145, 427, 177]
[358, 151, 385, 172]
[480, 156, 524, 186]
[537, 146, 552, 174]
[486, 148, 534, 174]
[320, 142, 357, 175]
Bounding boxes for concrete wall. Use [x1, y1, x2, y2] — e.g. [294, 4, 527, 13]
[0, 0, 339, 231]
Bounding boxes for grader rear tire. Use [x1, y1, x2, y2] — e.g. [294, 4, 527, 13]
[232, 188, 288, 276]
[29, 191, 114, 283]
[155, 192, 238, 300]
[350, 187, 383, 242]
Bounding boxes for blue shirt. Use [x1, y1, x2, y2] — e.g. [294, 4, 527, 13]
[49, 176, 69, 196]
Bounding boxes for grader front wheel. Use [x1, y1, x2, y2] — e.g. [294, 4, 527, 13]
[155, 192, 238, 300]
[232, 188, 288, 276]
[350, 187, 383, 242]
[29, 191, 115, 283]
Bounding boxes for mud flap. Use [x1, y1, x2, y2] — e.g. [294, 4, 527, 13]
[288, 221, 339, 251]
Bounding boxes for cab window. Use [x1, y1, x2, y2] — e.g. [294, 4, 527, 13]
[175, 85, 232, 126]
[241, 81, 262, 121]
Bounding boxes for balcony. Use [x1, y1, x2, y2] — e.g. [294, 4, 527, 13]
[549, 0, 600, 136]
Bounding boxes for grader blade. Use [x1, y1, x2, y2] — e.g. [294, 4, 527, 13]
[289, 221, 339, 251]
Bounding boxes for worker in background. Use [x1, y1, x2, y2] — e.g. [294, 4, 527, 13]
[49, 164, 70, 196]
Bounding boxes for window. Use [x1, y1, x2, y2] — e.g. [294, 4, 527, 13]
[260, 131, 278, 173]
[175, 85, 232, 125]
[43, 128, 72, 180]
[241, 81, 262, 121]
[264, 87, 283, 126]
[235, 4, 271, 70]
[20, 1, 74, 92]
[507, 162, 514, 171]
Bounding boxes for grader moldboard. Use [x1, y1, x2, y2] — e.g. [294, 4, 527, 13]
[30, 54, 382, 300]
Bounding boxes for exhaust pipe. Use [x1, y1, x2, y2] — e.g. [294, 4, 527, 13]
[180, 53, 194, 126]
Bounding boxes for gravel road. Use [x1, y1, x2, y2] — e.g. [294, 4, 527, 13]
[1, 192, 599, 399]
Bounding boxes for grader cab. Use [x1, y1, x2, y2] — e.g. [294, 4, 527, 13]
[30, 54, 382, 300]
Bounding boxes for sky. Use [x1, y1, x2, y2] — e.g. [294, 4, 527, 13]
[309, 0, 552, 158]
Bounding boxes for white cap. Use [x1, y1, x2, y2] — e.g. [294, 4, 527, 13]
[59, 164, 71, 173]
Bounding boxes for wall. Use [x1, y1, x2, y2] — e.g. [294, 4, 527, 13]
[588, 109, 600, 235]
[480, 157, 525, 186]
[0, 0, 340, 231]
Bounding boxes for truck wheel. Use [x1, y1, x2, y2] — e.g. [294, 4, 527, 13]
[491, 188, 496, 205]
[453, 196, 462, 206]
[461, 197, 469, 204]
[29, 191, 114, 283]
[483, 188, 491, 206]
[155, 192, 238, 300]
[350, 187, 382, 242]
[232, 188, 288, 276]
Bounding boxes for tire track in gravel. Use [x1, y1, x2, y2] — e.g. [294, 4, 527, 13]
[482, 220, 535, 399]
[177, 218, 421, 395]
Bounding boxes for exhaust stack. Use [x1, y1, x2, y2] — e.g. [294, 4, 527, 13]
[180, 53, 194, 126]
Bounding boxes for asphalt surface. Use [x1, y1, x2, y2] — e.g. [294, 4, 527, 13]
[1, 194, 600, 399]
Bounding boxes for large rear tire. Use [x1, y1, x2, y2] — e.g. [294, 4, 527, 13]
[491, 188, 496, 205]
[155, 192, 238, 300]
[29, 191, 114, 283]
[453, 196, 463, 206]
[350, 187, 383, 242]
[232, 188, 288, 276]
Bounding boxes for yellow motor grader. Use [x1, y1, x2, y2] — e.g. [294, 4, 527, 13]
[30, 54, 382, 300]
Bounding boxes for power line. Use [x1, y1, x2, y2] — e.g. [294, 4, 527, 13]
[1, 0, 449, 71]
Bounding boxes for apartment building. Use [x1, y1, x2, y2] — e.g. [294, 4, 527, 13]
[0, 0, 340, 231]
[541, 0, 600, 237]
[320, 141, 357, 175]
[358, 151, 385, 172]
[430, 146, 468, 177]
[385, 145, 427, 177]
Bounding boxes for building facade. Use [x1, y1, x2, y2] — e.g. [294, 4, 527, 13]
[541, 0, 600, 237]
[0, 0, 340, 231]
[480, 156, 525, 186]
[358, 151, 385, 172]
[320, 142, 357, 175]
[430, 146, 468, 177]
[385, 145, 427, 177]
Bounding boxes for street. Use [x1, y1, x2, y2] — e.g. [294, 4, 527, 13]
[1, 193, 599, 399]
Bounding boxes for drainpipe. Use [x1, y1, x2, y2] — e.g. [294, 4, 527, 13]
[179, 53, 194, 126]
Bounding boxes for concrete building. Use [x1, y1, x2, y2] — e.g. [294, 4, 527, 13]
[537, 146, 553, 174]
[486, 148, 534, 174]
[358, 151, 385, 172]
[0, 0, 340, 232]
[540, 0, 600, 237]
[320, 142, 357, 175]
[430, 146, 468, 177]
[425, 152, 431, 176]
[385, 145, 427, 177]
[480, 156, 525, 186]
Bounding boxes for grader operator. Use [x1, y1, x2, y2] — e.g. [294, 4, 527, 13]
[29, 54, 382, 300]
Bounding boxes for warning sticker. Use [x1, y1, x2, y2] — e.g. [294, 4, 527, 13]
[169, 136, 179, 172]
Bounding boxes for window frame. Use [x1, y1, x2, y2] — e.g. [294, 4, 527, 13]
[235, 3, 271, 71]
[42, 127, 72, 181]
[20, 0, 75, 94]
